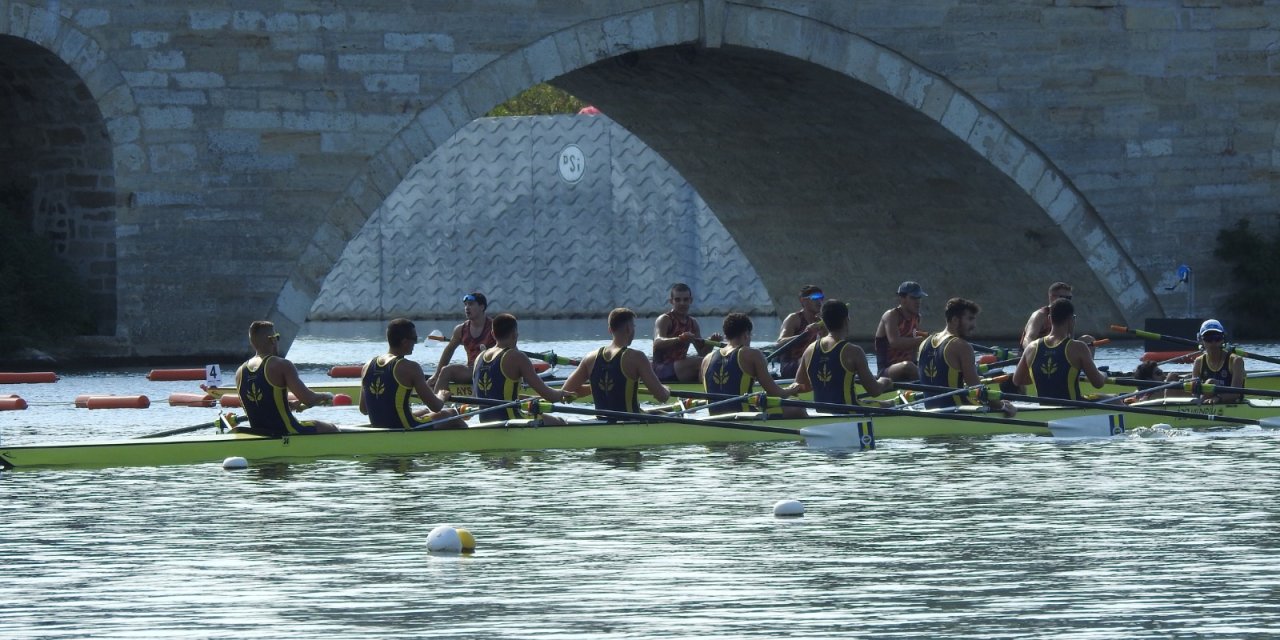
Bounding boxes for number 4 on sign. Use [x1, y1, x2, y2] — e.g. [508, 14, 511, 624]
[205, 364, 222, 387]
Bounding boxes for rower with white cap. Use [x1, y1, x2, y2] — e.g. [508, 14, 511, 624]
[1189, 319, 1245, 404]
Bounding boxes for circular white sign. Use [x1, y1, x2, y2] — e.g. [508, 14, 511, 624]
[558, 144, 585, 184]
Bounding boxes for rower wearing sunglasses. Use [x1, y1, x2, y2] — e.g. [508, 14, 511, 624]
[1189, 319, 1245, 404]
[235, 320, 338, 435]
[775, 285, 827, 378]
[430, 291, 496, 392]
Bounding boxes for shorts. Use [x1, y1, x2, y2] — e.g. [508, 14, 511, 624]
[652, 360, 678, 382]
[778, 359, 799, 380]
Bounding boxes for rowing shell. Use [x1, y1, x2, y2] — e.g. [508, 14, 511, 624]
[5, 398, 1279, 470]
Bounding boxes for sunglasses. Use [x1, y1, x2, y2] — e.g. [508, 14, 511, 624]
[1056, 294, 1073, 301]
[462, 294, 478, 302]
[806, 293, 825, 301]
[1201, 333, 1224, 342]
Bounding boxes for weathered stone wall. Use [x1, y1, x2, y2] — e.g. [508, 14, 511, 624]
[311, 113, 773, 320]
[0, 1, 1275, 356]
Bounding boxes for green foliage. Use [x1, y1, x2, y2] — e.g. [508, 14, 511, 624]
[486, 84, 586, 117]
[0, 197, 95, 353]
[1213, 217, 1280, 337]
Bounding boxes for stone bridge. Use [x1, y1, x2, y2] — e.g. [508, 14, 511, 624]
[2, 0, 1276, 357]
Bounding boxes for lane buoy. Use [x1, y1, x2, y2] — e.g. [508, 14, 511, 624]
[222, 456, 248, 469]
[328, 365, 363, 378]
[146, 368, 209, 381]
[168, 392, 216, 407]
[426, 525, 463, 552]
[0, 395, 28, 411]
[773, 499, 805, 517]
[0, 371, 59, 384]
[85, 395, 151, 409]
[333, 393, 352, 406]
[219, 394, 242, 408]
[1141, 350, 1197, 363]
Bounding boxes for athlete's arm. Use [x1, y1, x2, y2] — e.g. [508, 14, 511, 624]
[1069, 341, 1107, 389]
[792, 343, 817, 393]
[277, 358, 332, 407]
[627, 350, 670, 403]
[844, 344, 892, 396]
[559, 352, 596, 396]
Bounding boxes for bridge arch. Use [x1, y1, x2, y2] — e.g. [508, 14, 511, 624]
[275, 2, 1156, 340]
[0, 5, 137, 335]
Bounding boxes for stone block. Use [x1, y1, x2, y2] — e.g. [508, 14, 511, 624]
[147, 49, 186, 70]
[173, 71, 225, 89]
[451, 52, 500, 74]
[141, 106, 194, 130]
[338, 53, 405, 73]
[148, 143, 198, 172]
[363, 73, 421, 93]
[123, 70, 169, 88]
[232, 10, 265, 31]
[75, 8, 111, 29]
[189, 10, 229, 31]
[265, 12, 300, 32]
[283, 111, 355, 132]
[1124, 7, 1179, 31]
[25, 6, 60, 46]
[298, 53, 327, 72]
[114, 143, 145, 172]
[131, 30, 169, 48]
[940, 93, 980, 140]
[133, 88, 207, 105]
[224, 110, 282, 129]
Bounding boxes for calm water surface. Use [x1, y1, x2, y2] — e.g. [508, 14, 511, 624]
[3, 322, 1280, 638]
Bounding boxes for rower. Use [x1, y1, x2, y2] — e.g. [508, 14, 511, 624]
[701, 313, 806, 418]
[1020, 281, 1096, 351]
[775, 285, 827, 378]
[873, 280, 928, 381]
[795, 299, 893, 412]
[235, 321, 338, 435]
[360, 318, 464, 429]
[472, 313, 573, 425]
[429, 291, 495, 392]
[917, 298, 1017, 416]
[561, 307, 670, 414]
[1011, 298, 1107, 400]
[652, 282, 723, 383]
[1189, 319, 1245, 404]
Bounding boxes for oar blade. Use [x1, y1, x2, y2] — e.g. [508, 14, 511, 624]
[427, 329, 445, 342]
[799, 419, 875, 450]
[1256, 416, 1280, 429]
[1047, 413, 1126, 439]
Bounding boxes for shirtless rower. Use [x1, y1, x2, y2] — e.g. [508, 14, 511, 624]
[873, 280, 928, 381]
[917, 298, 1017, 416]
[652, 283, 723, 383]
[562, 308, 671, 413]
[775, 285, 826, 379]
[235, 320, 338, 435]
[1012, 298, 1107, 400]
[430, 291, 495, 392]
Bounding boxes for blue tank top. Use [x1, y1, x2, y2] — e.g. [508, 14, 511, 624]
[917, 334, 963, 409]
[236, 356, 304, 436]
[361, 355, 423, 429]
[1029, 337, 1082, 400]
[704, 347, 752, 415]
[590, 347, 640, 414]
[473, 348, 522, 422]
[808, 339, 860, 410]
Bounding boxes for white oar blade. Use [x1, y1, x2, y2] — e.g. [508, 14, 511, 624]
[799, 420, 875, 450]
[1048, 413, 1125, 439]
[1256, 416, 1280, 429]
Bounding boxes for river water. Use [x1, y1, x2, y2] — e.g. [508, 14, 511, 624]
[3, 320, 1279, 638]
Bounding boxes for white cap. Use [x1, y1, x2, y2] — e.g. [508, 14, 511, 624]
[1198, 319, 1225, 338]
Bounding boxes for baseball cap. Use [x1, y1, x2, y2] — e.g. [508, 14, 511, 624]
[1198, 319, 1225, 338]
[897, 281, 927, 298]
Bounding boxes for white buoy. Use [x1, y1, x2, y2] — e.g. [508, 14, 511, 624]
[426, 525, 463, 553]
[222, 456, 248, 470]
[773, 499, 805, 517]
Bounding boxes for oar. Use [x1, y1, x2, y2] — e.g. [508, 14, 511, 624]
[1183, 381, 1280, 400]
[668, 389, 1124, 438]
[978, 357, 1019, 373]
[767, 322, 824, 363]
[1098, 379, 1187, 404]
[425, 329, 580, 366]
[969, 386, 1280, 428]
[138, 414, 245, 439]
[452, 395, 869, 449]
[970, 342, 1017, 361]
[1224, 346, 1280, 368]
[1110, 324, 1199, 348]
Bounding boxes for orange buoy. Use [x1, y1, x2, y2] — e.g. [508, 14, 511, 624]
[146, 368, 208, 381]
[977, 354, 996, 365]
[0, 396, 28, 410]
[0, 371, 59, 383]
[74, 394, 110, 408]
[219, 394, 242, 408]
[328, 365, 364, 378]
[333, 393, 352, 406]
[168, 392, 216, 407]
[532, 361, 551, 373]
[1142, 350, 1198, 363]
[85, 395, 151, 409]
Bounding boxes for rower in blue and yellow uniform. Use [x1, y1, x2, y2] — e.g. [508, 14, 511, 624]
[1188, 319, 1245, 404]
[562, 308, 671, 417]
[472, 313, 574, 424]
[360, 318, 463, 429]
[1012, 298, 1107, 401]
[235, 320, 338, 436]
[700, 313, 806, 418]
[795, 299, 892, 411]
[916, 298, 1018, 416]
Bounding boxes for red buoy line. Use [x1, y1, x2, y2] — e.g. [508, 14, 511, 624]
[0, 372, 59, 384]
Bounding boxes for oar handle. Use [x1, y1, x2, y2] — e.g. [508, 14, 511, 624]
[1226, 347, 1280, 367]
[674, 388, 1046, 427]
[1110, 324, 1200, 348]
[984, 386, 1258, 425]
[767, 322, 824, 362]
